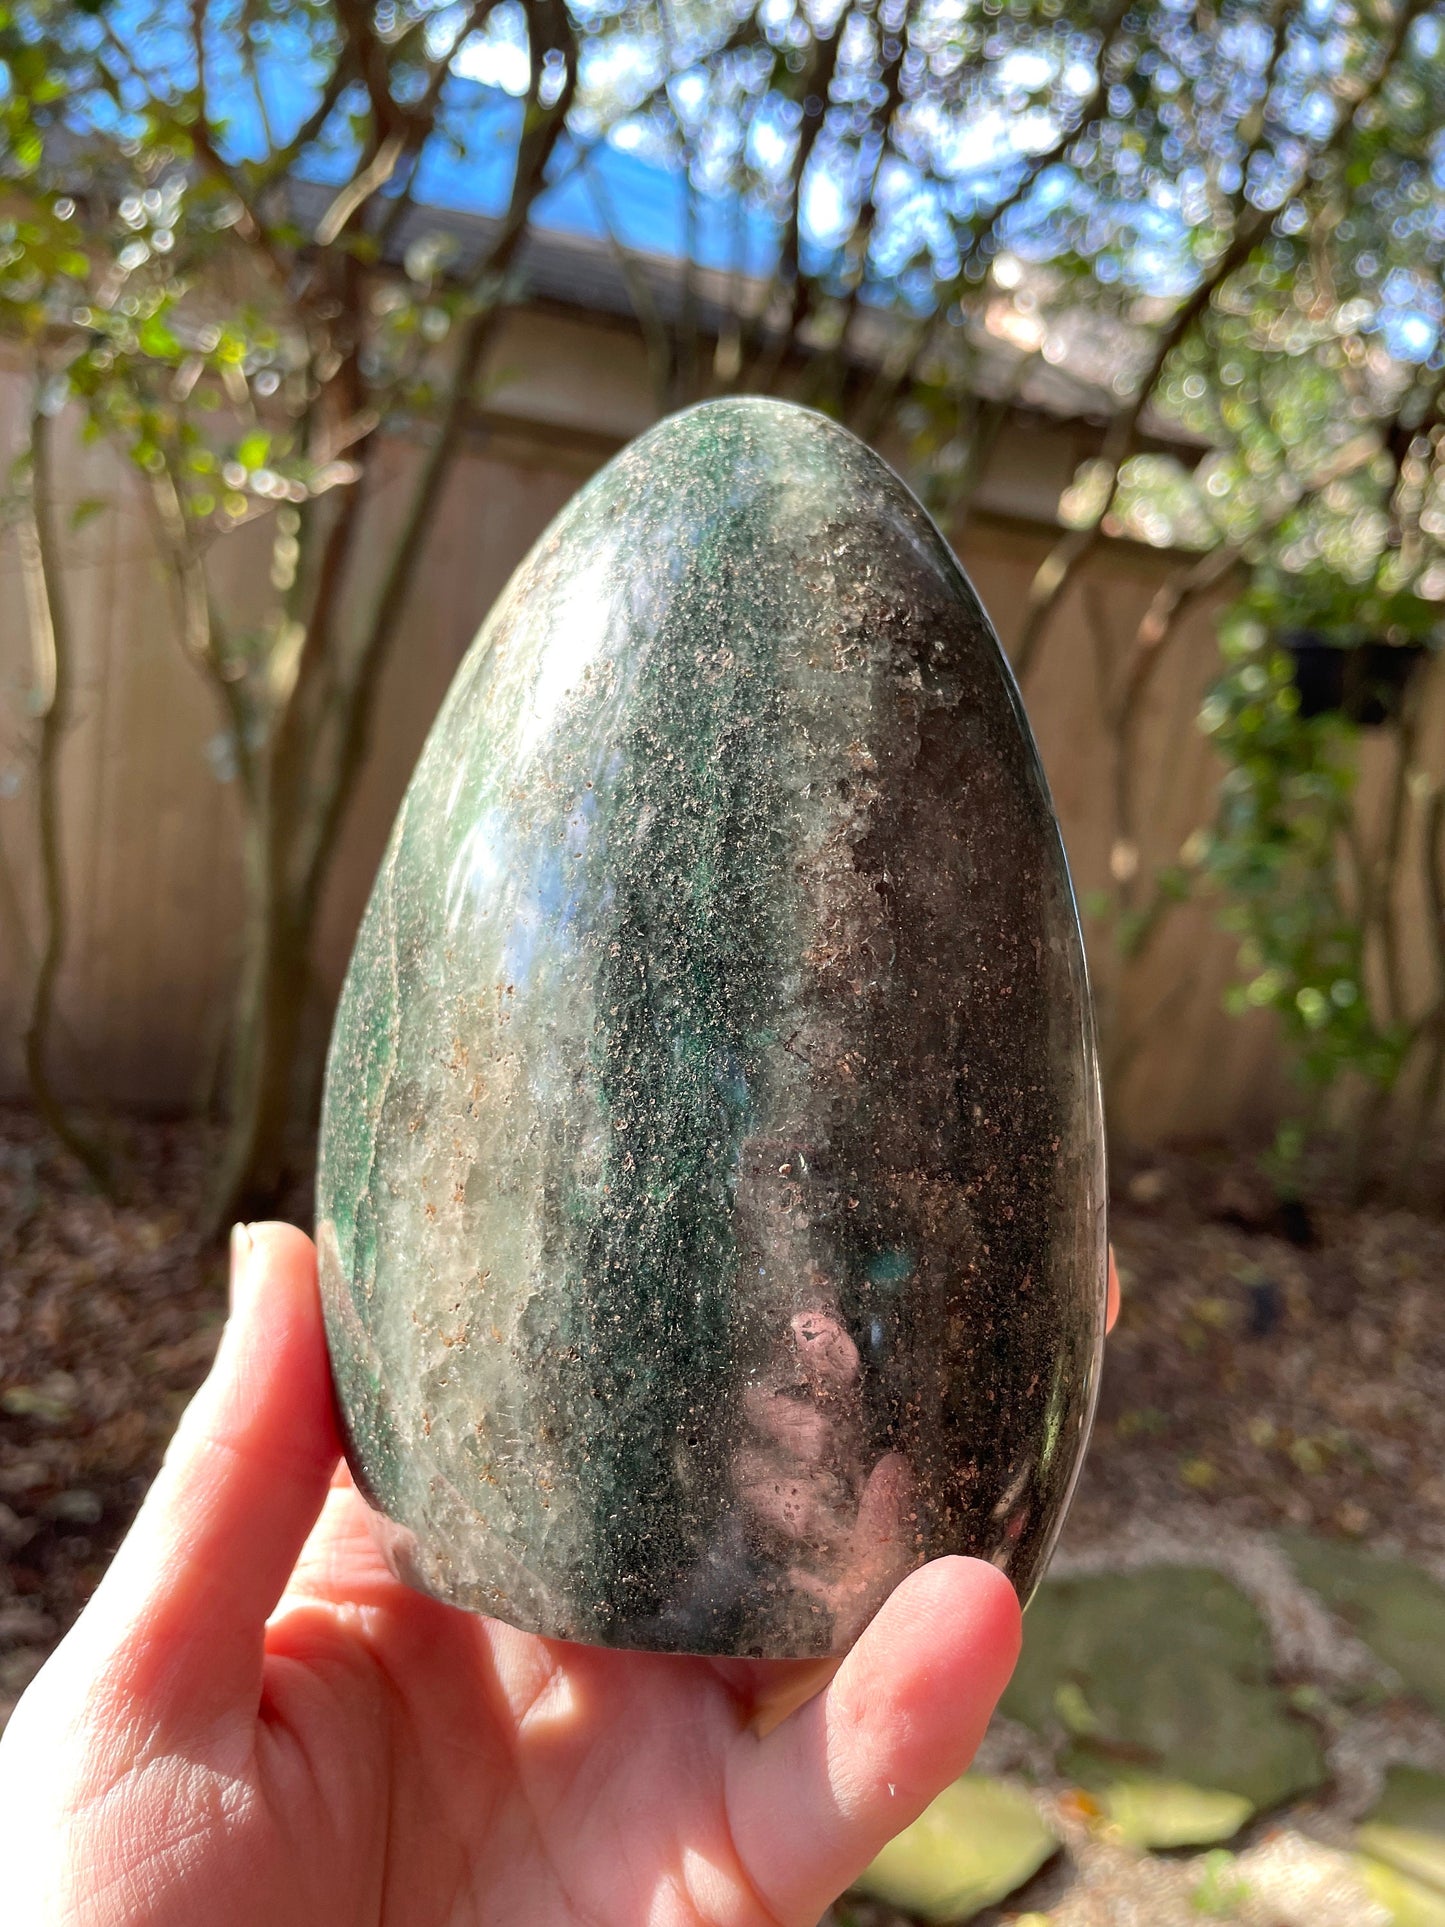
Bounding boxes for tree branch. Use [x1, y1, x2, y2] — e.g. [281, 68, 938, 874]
[1012, 205, 1272, 680]
[1396, 775, 1445, 1184]
[295, 0, 580, 909]
[856, 0, 1132, 442]
[1013, 0, 1424, 683]
[582, 154, 674, 412]
[740, 13, 850, 393]
[143, 460, 258, 805]
[185, 0, 293, 293]
[331, 0, 408, 146]
[365, 0, 502, 255]
[19, 406, 117, 1193]
[805, 0, 917, 410]
[281, 50, 355, 169]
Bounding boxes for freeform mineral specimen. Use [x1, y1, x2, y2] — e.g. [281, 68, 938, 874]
[317, 397, 1106, 1658]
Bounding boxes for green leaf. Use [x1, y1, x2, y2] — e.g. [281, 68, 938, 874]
[1192, 1848, 1253, 1916]
[853, 1776, 1058, 1924]
[1357, 1855, 1445, 1927]
[1053, 1679, 1101, 1737]
[1103, 1779, 1254, 1850]
[69, 497, 106, 531]
[1361, 1828, 1445, 1897]
[138, 313, 181, 358]
[1356, 1766, 1445, 1900]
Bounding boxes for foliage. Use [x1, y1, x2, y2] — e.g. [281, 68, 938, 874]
[1187, 556, 1440, 1181]
[1191, 1848, 1252, 1917]
[852, 1774, 1058, 1922]
[1198, 594, 1398, 1091]
[1001, 1565, 1326, 1815]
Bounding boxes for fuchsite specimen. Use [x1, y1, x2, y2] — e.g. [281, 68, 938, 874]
[316, 396, 1107, 1659]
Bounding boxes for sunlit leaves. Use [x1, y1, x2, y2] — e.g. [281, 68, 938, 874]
[1196, 569, 1432, 1108]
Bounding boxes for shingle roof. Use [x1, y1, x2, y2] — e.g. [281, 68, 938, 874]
[280, 73, 1178, 435]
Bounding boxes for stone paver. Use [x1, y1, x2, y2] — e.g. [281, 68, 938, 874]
[846, 1527, 1445, 1924]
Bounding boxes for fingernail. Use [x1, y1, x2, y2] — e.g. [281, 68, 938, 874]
[228, 1222, 254, 1314]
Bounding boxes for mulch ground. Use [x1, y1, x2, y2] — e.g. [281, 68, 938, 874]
[0, 1108, 227, 1713]
[1, 1107, 1442, 1727]
[1072, 1144, 1445, 1569]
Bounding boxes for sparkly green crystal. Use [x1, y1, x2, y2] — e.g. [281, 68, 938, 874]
[317, 397, 1106, 1657]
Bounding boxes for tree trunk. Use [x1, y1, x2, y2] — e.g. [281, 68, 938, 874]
[206, 774, 317, 1229]
[22, 407, 117, 1195]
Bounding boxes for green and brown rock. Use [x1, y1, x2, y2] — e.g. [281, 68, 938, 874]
[317, 398, 1105, 1656]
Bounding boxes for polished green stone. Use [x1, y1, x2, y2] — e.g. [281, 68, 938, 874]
[316, 397, 1106, 1658]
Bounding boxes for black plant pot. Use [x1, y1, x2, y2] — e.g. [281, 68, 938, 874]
[1281, 629, 1429, 726]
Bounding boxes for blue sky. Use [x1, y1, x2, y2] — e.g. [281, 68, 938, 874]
[101, 0, 1110, 293]
[63, 0, 1445, 359]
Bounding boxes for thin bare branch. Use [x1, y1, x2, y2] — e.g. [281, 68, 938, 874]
[806, 0, 917, 410]
[316, 134, 406, 245]
[1013, 0, 1425, 682]
[143, 461, 257, 804]
[185, 0, 293, 292]
[741, 13, 850, 393]
[857, 0, 1132, 441]
[19, 406, 117, 1194]
[281, 50, 354, 168]
[296, 0, 581, 910]
[1396, 779, 1445, 1183]
[1371, 685, 1421, 1028]
[372, 0, 502, 256]
[582, 155, 673, 412]
[1428, 774, 1445, 1000]
[1013, 209, 1271, 679]
[332, 0, 408, 145]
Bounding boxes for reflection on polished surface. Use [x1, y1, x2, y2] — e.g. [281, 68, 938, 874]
[317, 398, 1106, 1658]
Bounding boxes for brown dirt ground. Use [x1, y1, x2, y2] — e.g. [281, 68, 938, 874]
[1072, 1144, 1445, 1567]
[1, 1108, 1442, 1732]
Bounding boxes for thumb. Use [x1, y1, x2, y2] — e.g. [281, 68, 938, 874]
[726, 1557, 1022, 1925]
[65, 1221, 341, 1731]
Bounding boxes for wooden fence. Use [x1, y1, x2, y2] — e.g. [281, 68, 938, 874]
[2, 319, 1441, 1148]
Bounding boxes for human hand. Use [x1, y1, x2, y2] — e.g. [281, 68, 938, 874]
[0, 1222, 1045, 1927]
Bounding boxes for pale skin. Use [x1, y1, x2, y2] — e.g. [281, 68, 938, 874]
[0, 1225, 1119, 1927]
